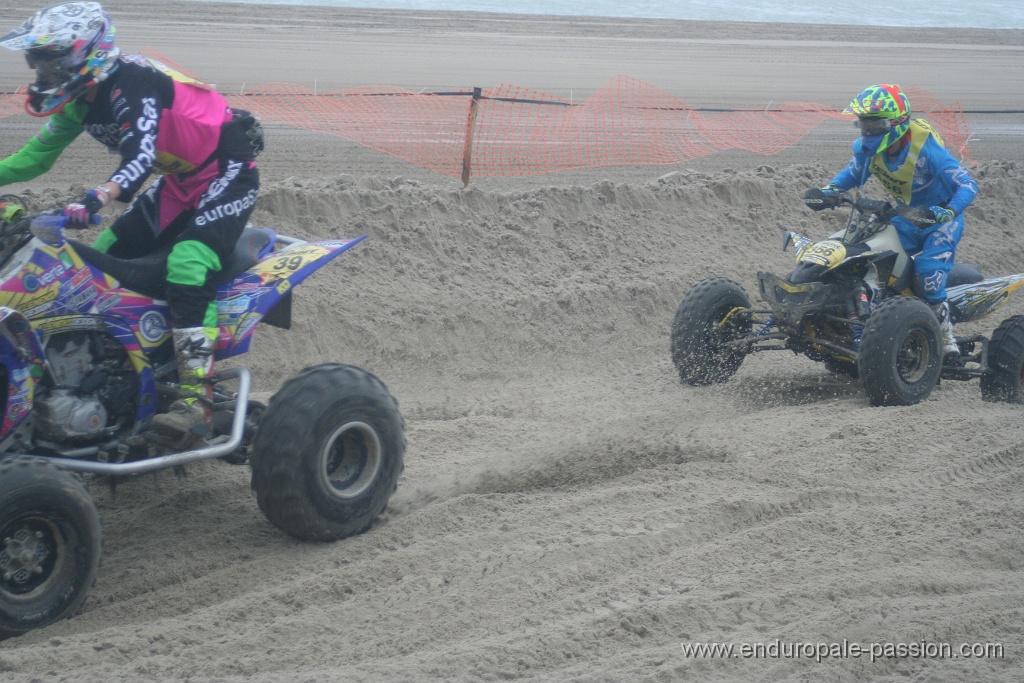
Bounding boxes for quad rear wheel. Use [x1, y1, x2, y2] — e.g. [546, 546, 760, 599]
[981, 315, 1024, 403]
[249, 363, 405, 542]
[858, 296, 942, 406]
[670, 277, 752, 385]
[0, 456, 101, 639]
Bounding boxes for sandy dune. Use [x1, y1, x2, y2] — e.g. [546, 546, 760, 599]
[0, 3, 1023, 681]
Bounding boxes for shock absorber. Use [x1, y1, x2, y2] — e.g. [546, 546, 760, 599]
[853, 284, 872, 319]
[848, 284, 872, 349]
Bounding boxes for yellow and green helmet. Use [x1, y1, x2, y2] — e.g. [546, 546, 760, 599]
[844, 84, 912, 155]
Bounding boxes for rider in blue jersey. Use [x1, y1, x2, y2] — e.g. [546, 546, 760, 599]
[807, 84, 978, 355]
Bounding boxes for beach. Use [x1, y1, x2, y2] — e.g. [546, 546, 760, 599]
[0, 2, 1023, 681]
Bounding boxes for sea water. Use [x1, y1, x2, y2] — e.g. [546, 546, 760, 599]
[184, 0, 1023, 30]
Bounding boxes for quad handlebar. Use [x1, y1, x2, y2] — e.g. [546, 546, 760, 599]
[803, 188, 938, 229]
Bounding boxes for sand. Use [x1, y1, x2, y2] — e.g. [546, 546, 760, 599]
[1, 2, 1023, 681]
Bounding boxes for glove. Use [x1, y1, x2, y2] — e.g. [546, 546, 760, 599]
[62, 188, 108, 229]
[928, 205, 956, 224]
[0, 201, 25, 224]
[803, 184, 842, 211]
[901, 205, 938, 229]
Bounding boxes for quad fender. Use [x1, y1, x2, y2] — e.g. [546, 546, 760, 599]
[946, 273, 1024, 325]
[0, 307, 47, 441]
[213, 236, 367, 360]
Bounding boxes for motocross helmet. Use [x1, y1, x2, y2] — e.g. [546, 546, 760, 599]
[843, 84, 911, 156]
[0, 3, 119, 117]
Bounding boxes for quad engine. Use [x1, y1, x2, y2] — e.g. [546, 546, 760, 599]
[35, 332, 138, 441]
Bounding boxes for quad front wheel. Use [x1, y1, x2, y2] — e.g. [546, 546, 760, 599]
[981, 315, 1024, 403]
[249, 363, 405, 542]
[0, 456, 102, 639]
[670, 277, 752, 386]
[858, 296, 942, 406]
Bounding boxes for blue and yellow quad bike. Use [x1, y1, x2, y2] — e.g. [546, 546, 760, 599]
[670, 192, 1024, 407]
[0, 196, 405, 639]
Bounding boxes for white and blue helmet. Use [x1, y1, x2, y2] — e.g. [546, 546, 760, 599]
[0, 3, 119, 116]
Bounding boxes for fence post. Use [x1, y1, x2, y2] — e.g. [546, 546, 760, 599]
[461, 87, 482, 188]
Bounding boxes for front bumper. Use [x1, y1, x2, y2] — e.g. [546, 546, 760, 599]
[756, 271, 835, 328]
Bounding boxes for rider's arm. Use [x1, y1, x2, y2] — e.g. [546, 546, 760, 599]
[0, 100, 87, 186]
[919, 137, 978, 217]
[828, 141, 873, 192]
[104, 67, 170, 202]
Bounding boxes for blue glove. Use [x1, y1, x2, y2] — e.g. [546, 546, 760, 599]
[62, 189, 107, 229]
[929, 205, 955, 224]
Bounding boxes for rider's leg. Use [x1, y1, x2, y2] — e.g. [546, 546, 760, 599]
[149, 239, 221, 441]
[914, 217, 965, 357]
[150, 159, 258, 442]
[929, 300, 958, 356]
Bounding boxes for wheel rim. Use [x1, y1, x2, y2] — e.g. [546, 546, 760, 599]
[700, 306, 739, 356]
[896, 329, 933, 384]
[318, 421, 383, 500]
[0, 516, 64, 597]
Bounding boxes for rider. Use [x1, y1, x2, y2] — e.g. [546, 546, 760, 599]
[806, 84, 978, 356]
[0, 3, 263, 442]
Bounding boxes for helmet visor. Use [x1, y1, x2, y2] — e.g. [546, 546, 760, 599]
[856, 117, 891, 137]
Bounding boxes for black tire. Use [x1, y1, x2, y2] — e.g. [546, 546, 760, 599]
[670, 277, 752, 385]
[249, 363, 406, 542]
[981, 315, 1024, 403]
[824, 355, 860, 379]
[857, 296, 942, 406]
[0, 456, 101, 640]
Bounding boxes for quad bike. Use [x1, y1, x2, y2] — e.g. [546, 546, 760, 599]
[0, 196, 405, 638]
[670, 191, 1024, 407]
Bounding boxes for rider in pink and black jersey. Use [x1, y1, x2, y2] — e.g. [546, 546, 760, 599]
[0, 2, 264, 441]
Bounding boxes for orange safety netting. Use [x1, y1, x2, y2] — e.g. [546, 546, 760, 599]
[0, 55, 973, 185]
[0, 92, 22, 120]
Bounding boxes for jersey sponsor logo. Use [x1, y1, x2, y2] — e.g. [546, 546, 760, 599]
[194, 188, 258, 226]
[199, 161, 243, 205]
[154, 151, 197, 175]
[111, 97, 158, 188]
[84, 122, 121, 150]
[923, 271, 945, 294]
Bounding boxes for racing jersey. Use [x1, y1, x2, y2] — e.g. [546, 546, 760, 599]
[0, 56, 231, 201]
[830, 122, 978, 217]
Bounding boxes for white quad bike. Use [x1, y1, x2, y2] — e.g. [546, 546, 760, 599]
[670, 191, 1024, 406]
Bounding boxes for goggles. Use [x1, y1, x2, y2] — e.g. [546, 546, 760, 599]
[855, 117, 892, 137]
[25, 57, 76, 90]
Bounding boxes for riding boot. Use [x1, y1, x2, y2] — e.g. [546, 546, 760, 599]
[151, 327, 216, 445]
[930, 300, 959, 356]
